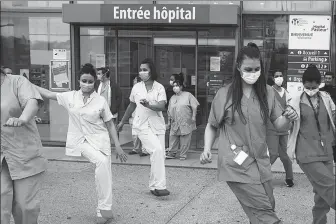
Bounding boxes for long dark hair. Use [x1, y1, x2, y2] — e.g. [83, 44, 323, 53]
[226, 46, 269, 125]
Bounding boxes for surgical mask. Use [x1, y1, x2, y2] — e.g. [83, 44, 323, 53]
[97, 74, 103, 81]
[139, 71, 150, 82]
[241, 71, 261, 85]
[274, 77, 284, 86]
[169, 80, 174, 86]
[304, 88, 319, 97]
[80, 82, 94, 92]
[173, 86, 181, 94]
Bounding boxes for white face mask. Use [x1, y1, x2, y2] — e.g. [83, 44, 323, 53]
[169, 80, 174, 86]
[139, 71, 150, 82]
[241, 71, 261, 85]
[304, 88, 319, 97]
[80, 82, 95, 93]
[274, 77, 284, 86]
[173, 86, 181, 94]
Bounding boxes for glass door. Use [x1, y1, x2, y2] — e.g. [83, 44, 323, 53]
[196, 28, 237, 149]
[153, 31, 197, 148]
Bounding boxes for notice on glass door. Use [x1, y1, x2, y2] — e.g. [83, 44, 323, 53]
[210, 57, 220, 72]
[96, 54, 106, 68]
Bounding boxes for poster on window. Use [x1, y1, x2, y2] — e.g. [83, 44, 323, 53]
[210, 57, 220, 71]
[49, 60, 71, 91]
[287, 15, 331, 96]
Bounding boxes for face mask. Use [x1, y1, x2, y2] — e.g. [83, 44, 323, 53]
[80, 82, 94, 92]
[139, 71, 150, 82]
[97, 74, 103, 81]
[169, 80, 174, 86]
[304, 88, 319, 97]
[173, 86, 181, 94]
[241, 71, 261, 85]
[274, 77, 284, 86]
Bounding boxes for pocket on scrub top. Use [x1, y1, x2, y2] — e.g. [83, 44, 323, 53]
[223, 145, 255, 171]
[81, 109, 103, 124]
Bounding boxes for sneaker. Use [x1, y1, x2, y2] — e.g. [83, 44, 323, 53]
[285, 179, 294, 187]
[179, 157, 186, 161]
[150, 189, 170, 197]
[128, 150, 138, 155]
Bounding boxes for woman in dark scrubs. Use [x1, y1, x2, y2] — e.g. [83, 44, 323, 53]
[200, 46, 298, 224]
[288, 64, 335, 224]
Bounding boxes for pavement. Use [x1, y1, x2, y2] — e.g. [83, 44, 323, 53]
[42, 146, 308, 174]
[10, 161, 335, 224]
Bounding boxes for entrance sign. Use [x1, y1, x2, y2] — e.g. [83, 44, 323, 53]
[63, 4, 239, 26]
[287, 15, 331, 96]
[114, 6, 195, 23]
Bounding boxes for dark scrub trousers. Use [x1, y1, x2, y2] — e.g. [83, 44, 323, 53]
[296, 97, 335, 224]
[267, 89, 293, 180]
[208, 85, 284, 224]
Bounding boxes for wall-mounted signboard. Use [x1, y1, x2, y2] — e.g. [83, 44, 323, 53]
[287, 15, 331, 96]
[49, 60, 71, 91]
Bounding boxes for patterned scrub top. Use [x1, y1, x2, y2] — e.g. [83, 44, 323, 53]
[1, 75, 47, 180]
[168, 91, 200, 135]
[208, 85, 284, 184]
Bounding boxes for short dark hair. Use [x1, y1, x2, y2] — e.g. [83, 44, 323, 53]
[97, 67, 110, 78]
[273, 70, 283, 76]
[302, 64, 321, 84]
[325, 71, 334, 77]
[141, 58, 158, 81]
[247, 42, 259, 51]
[80, 63, 97, 80]
[173, 73, 185, 88]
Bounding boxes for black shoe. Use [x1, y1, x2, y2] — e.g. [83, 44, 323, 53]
[150, 189, 170, 197]
[139, 152, 149, 157]
[128, 150, 138, 155]
[285, 179, 294, 187]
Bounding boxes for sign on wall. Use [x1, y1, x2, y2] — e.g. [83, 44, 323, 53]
[50, 60, 71, 91]
[53, 49, 67, 60]
[287, 15, 331, 96]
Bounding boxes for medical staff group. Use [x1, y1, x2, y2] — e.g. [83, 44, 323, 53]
[1, 43, 335, 224]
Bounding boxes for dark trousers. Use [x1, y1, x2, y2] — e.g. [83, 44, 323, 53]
[298, 160, 335, 224]
[227, 181, 282, 224]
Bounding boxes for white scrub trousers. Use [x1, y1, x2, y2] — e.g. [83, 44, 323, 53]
[80, 142, 112, 217]
[137, 127, 167, 190]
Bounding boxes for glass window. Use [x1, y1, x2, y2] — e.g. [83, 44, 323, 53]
[243, 15, 289, 82]
[29, 18, 48, 34]
[243, 1, 331, 12]
[49, 18, 70, 35]
[0, 13, 71, 144]
[76, 1, 104, 4]
[156, 0, 239, 4]
[1, 1, 68, 9]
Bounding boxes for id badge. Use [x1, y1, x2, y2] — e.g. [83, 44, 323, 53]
[233, 150, 249, 165]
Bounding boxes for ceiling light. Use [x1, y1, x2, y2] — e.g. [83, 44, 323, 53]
[229, 1, 234, 4]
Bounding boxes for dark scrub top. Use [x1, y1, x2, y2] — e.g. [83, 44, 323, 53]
[296, 95, 334, 163]
[208, 85, 284, 184]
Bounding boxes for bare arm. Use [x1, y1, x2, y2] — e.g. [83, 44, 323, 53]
[120, 102, 137, 124]
[146, 101, 166, 112]
[35, 86, 58, 101]
[204, 123, 217, 153]
[191, 106, 198, 120]
[19, 99, 40, 123]
[105, 119, 121, 148]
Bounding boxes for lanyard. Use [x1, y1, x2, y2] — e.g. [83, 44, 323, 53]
[306, 93, 323, 142]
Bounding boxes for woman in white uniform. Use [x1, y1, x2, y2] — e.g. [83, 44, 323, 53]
[117, 58, 170, 197]
[35, 63, 127, 224]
